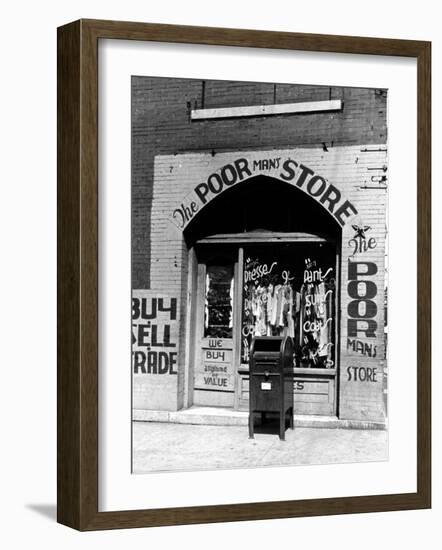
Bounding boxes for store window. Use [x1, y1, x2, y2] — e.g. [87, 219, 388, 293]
[241, 243, 336, 369]
[204, 264, 234, 338]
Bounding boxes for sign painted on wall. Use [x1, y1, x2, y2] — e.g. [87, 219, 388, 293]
[346, 365, 378, 382]
[347, 260, 378, 339]
[348, 224, 377, 256]
[347, 338, 377, 358]
[170, 155, 358, 230]
[132, 290, 179, 375]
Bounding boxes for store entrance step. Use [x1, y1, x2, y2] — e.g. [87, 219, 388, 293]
[133, 407, 386, 429]
[134, 406, 248, 426]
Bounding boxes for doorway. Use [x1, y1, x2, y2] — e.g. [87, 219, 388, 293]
[192, 247, 238, 407]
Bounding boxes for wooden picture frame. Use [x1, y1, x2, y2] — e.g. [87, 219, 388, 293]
[57, 19, 431, 530]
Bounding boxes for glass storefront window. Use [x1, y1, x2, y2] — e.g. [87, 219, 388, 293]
[241, 244, 336, 368]
[204, 264, 234, 338]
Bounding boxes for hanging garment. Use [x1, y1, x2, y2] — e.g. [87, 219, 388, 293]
[318, 342, 333, 358]
[318, 321, 329, 356]
[289, 286, 295, 337]
[256, 287, 267, 336]
[266, 284, 273, 325]
[264, 285, 272, 335]
[316, 282, 326, 318]
[271, 285, 281, 326]
[278, 286, 286, 327]
[280, 285, 291, 328]
[252, 286, 260, 336]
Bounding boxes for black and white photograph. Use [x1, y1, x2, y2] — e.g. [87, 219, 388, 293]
[1, 0, 436, 543]
[131, 76, 389, 473]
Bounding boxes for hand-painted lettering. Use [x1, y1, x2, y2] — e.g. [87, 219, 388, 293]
[347, 261, 378, 338]
[172, 156, 358, 230]
[347, 366, 378, 382]
[132, 293, 179, 375]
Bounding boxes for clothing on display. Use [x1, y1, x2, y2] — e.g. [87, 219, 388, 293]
[242, 254, 335, 368]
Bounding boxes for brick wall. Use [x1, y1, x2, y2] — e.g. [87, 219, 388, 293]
[132, 77, 387, 288]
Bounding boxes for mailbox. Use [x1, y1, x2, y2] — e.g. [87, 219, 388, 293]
[248, 335, 294, 440]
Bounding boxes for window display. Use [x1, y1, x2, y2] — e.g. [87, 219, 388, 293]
[241, 244, 336, 369]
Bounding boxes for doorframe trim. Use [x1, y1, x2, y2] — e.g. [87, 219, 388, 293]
[233, 247, 244, 410]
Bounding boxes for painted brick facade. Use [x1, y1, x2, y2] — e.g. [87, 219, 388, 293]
[132, 77, 387, 425]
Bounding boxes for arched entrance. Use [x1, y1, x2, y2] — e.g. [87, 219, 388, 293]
[184, 175, 342, 415]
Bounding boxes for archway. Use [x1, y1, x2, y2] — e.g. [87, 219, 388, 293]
[184, 175, 341, 415]
[184, 175, 341, 245]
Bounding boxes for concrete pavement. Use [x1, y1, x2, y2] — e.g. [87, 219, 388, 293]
[132, 418, 388, 474]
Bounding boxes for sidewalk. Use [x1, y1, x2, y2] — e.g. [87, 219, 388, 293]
[132, 418, 388, 474]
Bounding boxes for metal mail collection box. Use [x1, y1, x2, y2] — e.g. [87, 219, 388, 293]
[248, 336, 294, 440]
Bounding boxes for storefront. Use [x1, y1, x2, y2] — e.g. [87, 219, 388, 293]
[132, 145, 387, 427]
